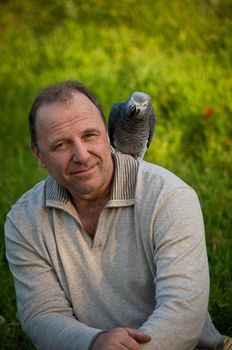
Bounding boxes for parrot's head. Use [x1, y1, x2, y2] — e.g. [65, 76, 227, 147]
[126, 91, 151, 120]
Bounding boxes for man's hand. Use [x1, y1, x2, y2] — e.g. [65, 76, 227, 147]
[91, 327, 151, 349]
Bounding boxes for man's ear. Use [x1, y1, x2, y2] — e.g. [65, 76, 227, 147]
[31, 145, 46, 168]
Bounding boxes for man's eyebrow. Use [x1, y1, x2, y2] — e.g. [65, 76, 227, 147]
[83, 128, 101, 134]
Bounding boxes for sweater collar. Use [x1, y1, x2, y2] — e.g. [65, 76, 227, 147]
[45, 150, 138, 207]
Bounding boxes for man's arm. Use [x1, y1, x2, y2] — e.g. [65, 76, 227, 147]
[4, 217, 102, 350]
[138, 188, 211, 349]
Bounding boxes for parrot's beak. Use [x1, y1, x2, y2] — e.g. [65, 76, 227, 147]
[128, 104, 137, 118]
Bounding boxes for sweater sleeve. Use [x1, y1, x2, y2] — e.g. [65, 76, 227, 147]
[139, 187, 212, 349]
[4, 216, 102, 350]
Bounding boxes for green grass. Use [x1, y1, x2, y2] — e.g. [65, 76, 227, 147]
[0, 0, 231, 347]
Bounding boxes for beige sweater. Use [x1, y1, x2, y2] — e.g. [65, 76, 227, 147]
[5, 151, 223, 350]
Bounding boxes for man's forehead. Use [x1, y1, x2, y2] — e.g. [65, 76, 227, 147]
[37, 92, 98, 118]
[35, 92, 105, 135]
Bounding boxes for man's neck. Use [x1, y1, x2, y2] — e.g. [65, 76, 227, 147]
[70, 173, 113, 238]
[72, 195, 110, 239]
[74, 190, 110, 208]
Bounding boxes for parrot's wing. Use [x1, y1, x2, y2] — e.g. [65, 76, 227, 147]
[147, 109, 156, 147]
[108, 102, 121, 144]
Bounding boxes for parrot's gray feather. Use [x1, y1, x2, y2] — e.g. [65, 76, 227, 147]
[108, 91, 156, 158]
[108, 102, 121, 142]
[148, 110, 156, 147]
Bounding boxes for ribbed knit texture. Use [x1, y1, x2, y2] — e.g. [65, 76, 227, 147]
[110, 151, 138, 200]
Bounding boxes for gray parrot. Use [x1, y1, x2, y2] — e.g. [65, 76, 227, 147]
[108, 91, 156, 158]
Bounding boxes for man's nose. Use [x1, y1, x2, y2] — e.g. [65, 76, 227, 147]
[72, 140, 90, 163]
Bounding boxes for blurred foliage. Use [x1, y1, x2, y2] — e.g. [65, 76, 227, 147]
[0, 0, 231, 347]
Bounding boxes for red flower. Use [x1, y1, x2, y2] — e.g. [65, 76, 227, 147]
[202, 107, 214, 119]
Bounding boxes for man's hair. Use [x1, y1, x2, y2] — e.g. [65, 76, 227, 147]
[29, 80, 107, 148]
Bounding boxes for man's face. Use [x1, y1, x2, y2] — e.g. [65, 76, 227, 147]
[32, 92, 114, 202]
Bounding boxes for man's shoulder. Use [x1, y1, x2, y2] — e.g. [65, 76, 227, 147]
[8, 179, 47, 217]
[137, 159, 191, 191]
[134, 160, 201, 231]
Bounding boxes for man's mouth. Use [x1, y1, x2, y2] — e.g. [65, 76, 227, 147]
[70, 164, 97, 177]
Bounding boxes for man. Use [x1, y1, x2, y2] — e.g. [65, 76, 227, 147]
[5, 80, 224, 349]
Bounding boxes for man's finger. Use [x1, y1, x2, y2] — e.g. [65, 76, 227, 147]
[121, 334, 141, 350]
[125, 328, 151, 344]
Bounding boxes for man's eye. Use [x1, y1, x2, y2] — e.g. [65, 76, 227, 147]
[54, 142, 67, 150]
[56, 143, 64, 148]
[84, 133, 96, 139]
